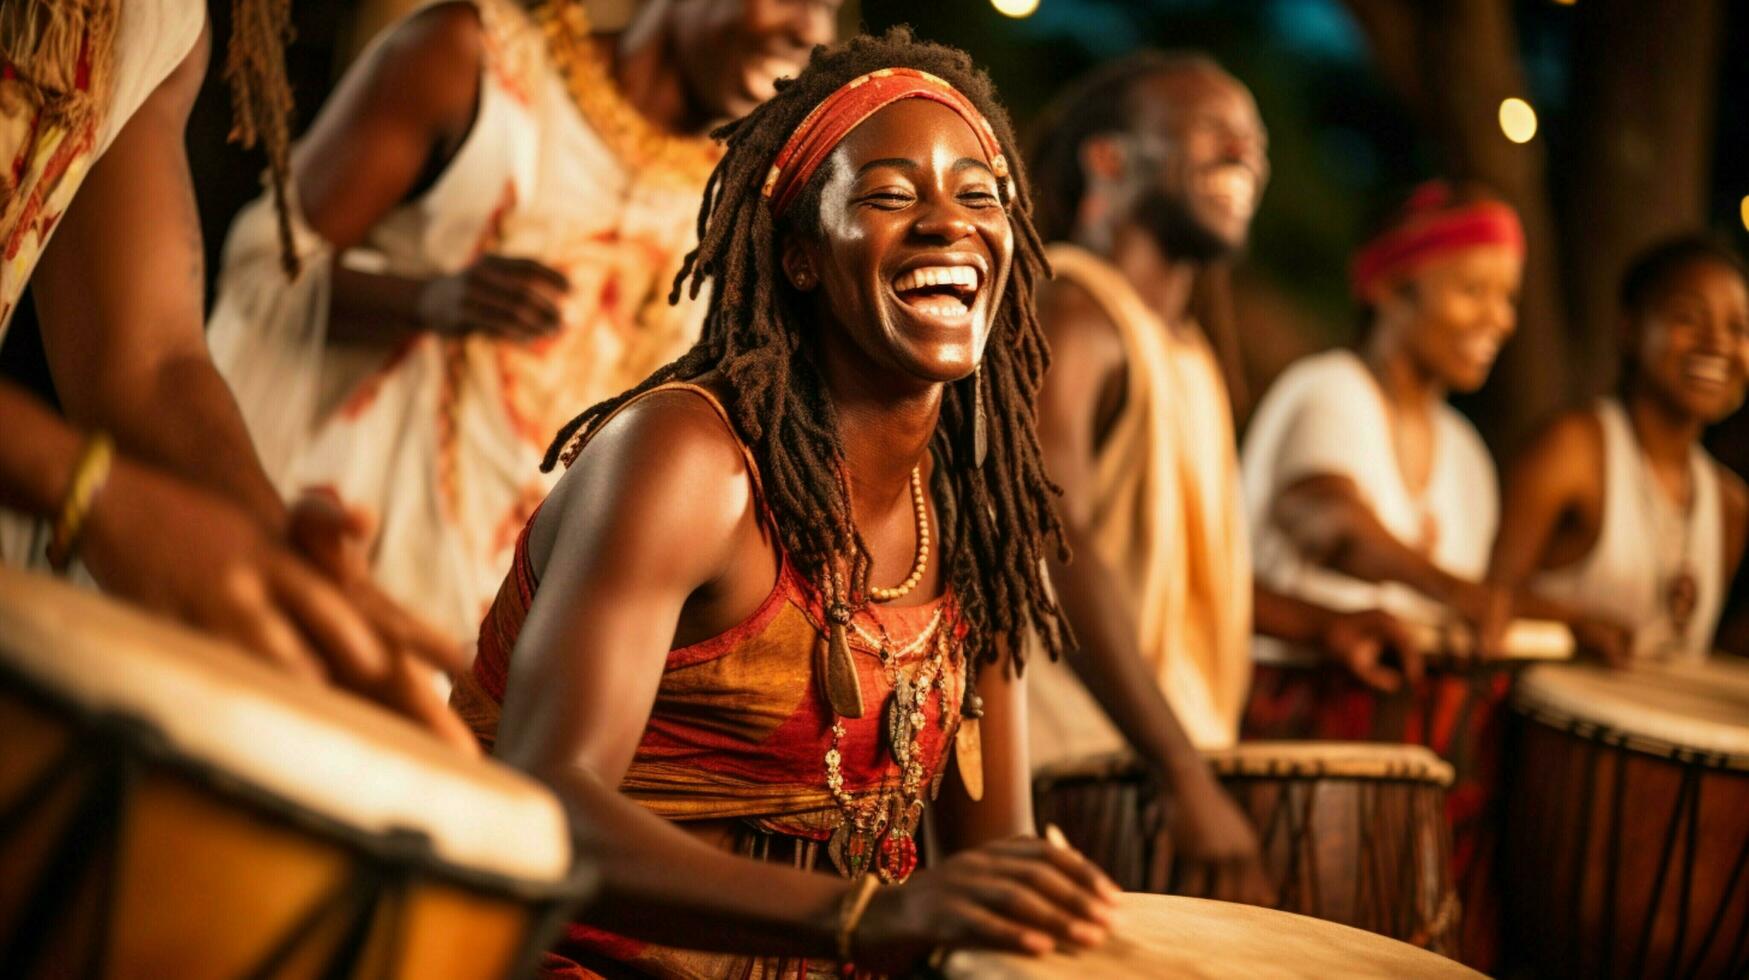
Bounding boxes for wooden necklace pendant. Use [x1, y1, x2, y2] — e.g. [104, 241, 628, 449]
[819, 600, 864, 719]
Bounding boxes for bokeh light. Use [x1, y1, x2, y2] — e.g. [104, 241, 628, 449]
[1499, 98, 1539, 144]
[991, 0, 1041, 18]
[1740, 195, 1749, 232]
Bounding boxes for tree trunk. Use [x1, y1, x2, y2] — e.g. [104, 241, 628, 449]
[1560, 0, 1723, 397]
[1342, 0, 1570, 451]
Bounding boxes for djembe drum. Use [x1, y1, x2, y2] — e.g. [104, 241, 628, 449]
[1505, 659, 1749, 980]
[941, 893, 1482, 979]
[1243, 617, 1574, 964]
[0, 566, 588, 979]
[1032, 742, 1457, 951]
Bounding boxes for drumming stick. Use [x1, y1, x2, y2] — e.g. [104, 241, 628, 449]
[1403, 618, 1575, 661]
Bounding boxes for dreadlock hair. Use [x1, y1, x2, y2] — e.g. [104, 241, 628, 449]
[1025, 50, 1224, 245]
[542, 27, 1070, 671]
[224, 0, 300, 277]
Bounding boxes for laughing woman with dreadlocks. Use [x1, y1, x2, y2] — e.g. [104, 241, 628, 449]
[449, 28, 1119, 978]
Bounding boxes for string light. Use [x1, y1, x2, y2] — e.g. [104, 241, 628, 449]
[991, 0, 1040, 17]
[1499, 98, 1538, 144]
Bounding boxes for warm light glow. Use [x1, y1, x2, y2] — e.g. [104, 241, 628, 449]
[1741, 195, 1749, 232]
[1499, 98, 1539, 144]
[1553, 0, 1576, 6]
[991, 0, 1040, 17]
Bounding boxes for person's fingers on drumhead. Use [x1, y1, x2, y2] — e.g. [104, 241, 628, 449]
[1390, 618, 1426, 687]
[1359, 662, 1401, 693]
[213, 586, 327, 684]
[997, 833, 1121, 902]
[960, 875, 1105, 948]
[383, 653, 480, 756]
[354, 581, 468, 675]
[267, 558, 392, 683]
[982, 855, 1114, 928]
[944, 899, 1056, 956]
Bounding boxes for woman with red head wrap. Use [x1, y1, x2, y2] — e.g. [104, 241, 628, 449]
[448, 30, 1116, 978]
[1237, 180, 1525, 967]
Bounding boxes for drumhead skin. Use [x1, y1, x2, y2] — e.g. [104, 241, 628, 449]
[0, 565, 571, 884]
[943, 894, 1482, 978]
[1515, 660, 1749, 767]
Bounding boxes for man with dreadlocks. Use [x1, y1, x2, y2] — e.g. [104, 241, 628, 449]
[206, 0, 836, 646]
[447, 29, 1120, 977]
[0, 0, 469, 747]
[1021, 53, 1422, 903]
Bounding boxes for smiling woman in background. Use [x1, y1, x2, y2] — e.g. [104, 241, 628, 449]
[1238, 179, 1525, 967]
[1488, 236, 1749, 664]
[448, 29, 1117, 977]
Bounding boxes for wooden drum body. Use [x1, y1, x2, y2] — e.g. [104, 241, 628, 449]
[943, 893, 1482, 979]
[1033, 742, 1458, 952]
[1505, 660, 1749, 980]
[0, 567, 588, 979]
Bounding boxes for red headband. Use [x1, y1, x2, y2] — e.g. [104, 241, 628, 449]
[760, 67, 1010, 218]
[1349, 183, 1525, 300]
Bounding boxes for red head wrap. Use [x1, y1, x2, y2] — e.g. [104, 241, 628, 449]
[1349, 181, 1525, 300]
[760, 67, 1010, 219]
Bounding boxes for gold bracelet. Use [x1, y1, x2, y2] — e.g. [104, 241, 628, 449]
[46, 432, 114, 574]
[835, 873, 881, 965]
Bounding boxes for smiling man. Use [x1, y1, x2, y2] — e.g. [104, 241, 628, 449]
[1023, 53, 1423, 903]
[205, 0, 838, 644]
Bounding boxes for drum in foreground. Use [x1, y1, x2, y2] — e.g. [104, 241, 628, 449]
[1505, 659, 1749, 980]
[942, 893, 1481, 979]
[0, 566, 587, 979]
[1033, 742, 1457, 952]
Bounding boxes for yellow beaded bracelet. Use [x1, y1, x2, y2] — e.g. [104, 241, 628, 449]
[46, 432, 114, 573]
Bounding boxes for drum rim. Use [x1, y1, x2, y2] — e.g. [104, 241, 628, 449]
[0, 655, 595, 904]
[1033, 747, 1457, 789]
[1513, 664, 1749, 771]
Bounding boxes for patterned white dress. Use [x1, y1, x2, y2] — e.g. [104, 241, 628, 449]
[207, 0, 720, 644]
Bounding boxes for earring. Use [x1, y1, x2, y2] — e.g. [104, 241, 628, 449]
[970, 366, 987, 468]
[793, 270, 814, 290]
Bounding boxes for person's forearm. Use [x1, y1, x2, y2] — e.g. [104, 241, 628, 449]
[1251, 584, 1336, 645]
[546, 765, 849, 957]
[327, 264, 427, 346]
[1279, 487, 1469, 605]
[87, 353, 287, 531]
[0, 383, 88, 518]
[1047, 532, 1214, 789]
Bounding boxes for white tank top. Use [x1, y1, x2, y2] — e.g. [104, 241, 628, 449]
[1531, 398, 1724, 660]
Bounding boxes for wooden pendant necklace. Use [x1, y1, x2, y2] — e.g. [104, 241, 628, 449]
[1632, 428, 1699, 653]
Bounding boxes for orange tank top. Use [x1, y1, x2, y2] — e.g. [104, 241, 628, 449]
[454, 383, 967, 875]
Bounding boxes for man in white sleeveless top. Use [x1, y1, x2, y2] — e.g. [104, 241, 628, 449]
[1022, 53, 1418, 904]
[207, 0, 836, 645]
[1490, 236, 1749, 662]
[1, 0, 466, 746]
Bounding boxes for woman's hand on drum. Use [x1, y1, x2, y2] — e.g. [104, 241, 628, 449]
[1168, 781, 1275, 907]
[848, 835, 1120, 971]
[1570, 616, 1633, 669]
[1320, 608, 1425, 692]
[1447, 580, 1513, 659]
[286, 489, 478, 752]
